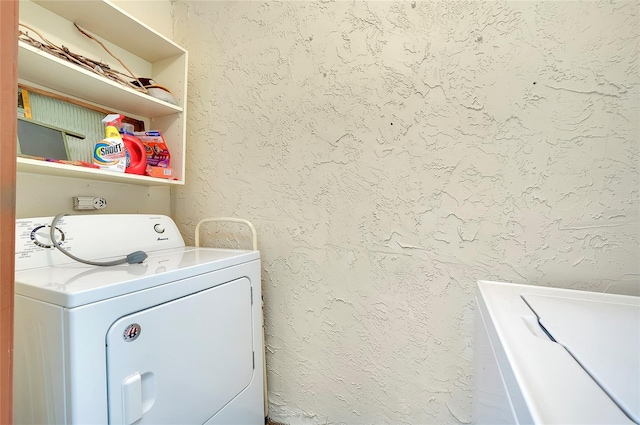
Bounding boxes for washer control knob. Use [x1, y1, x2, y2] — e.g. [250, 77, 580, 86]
[30, 225, 64, 248]
[154, 224, 165, 234]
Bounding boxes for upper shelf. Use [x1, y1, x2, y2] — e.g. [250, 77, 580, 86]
[18, 42, 182, 118]
[32, 0, 185, 63]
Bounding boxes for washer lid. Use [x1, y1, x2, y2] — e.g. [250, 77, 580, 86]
[523, 294, 640, 424]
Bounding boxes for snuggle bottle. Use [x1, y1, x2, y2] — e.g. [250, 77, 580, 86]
[94, 114, 126, 172]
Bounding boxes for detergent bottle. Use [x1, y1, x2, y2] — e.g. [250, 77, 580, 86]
[94, 114, 126, 172]
[119, 121, 147, 175]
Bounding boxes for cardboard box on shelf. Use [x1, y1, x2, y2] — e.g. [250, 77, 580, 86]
[134, 130, 171, 168]
[146, 165, 176, 180]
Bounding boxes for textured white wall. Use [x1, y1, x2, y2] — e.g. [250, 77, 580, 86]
[16, 173, 170, 218]
[172, 1, 639, 424]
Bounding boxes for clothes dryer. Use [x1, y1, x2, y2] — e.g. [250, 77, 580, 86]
[14, 214, 264, 425]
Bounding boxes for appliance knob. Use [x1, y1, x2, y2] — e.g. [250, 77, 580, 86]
[30, 225, 64, 248]
[154, 224, 165, 234]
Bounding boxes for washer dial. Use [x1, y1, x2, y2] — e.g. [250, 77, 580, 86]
[30, 225, 65, 248]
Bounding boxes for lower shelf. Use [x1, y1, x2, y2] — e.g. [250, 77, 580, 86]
[17, 157, 184, 186]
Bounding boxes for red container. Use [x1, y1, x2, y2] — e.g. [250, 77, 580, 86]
[122, 133, 147, 175]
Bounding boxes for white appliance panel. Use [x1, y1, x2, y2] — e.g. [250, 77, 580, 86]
[474, 280, 638, 425]
[15, 215, 185, 271]
[523, 294, 640, 423]
[106, 278, 254, 424]
[13, 296, 66, 425]
[472, 304, 529, 425]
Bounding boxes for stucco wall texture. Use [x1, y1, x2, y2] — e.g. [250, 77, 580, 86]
[172, 1, 639, 424]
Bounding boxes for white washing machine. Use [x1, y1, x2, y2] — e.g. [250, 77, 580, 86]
[474, 280, 639, 425]
[14, 214, 264, 425]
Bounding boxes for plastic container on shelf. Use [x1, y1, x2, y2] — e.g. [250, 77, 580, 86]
[119, 122, 147, 175]
[93, 114, 126, 173]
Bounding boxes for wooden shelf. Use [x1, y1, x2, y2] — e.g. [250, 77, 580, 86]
[18, 42, 182, 118]
[18, 0, 188, 186]
[17, 157, 183, 186]
[32, 0, 184, 63]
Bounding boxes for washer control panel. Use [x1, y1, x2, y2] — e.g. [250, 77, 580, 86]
[15, 214, 185, 271]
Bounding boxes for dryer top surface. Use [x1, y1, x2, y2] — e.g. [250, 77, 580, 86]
[16, 246, 259, 308]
